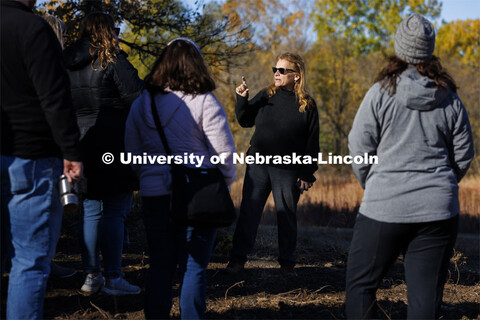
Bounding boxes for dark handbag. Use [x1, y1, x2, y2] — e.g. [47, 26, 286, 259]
[149, 91, 236, 228]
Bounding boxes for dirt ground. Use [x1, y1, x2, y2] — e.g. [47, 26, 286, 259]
[1, 209, 479, 320]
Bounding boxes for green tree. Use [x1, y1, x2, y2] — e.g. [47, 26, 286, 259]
[313, 0, 441, 55]
[310, 0, 443, 158]
[308, 38, 379, 157]
[436, 19, 480, 173]
[436, 19, 480, 69]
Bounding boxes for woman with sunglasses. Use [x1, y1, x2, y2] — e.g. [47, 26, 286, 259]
[227, 52, 319, 275]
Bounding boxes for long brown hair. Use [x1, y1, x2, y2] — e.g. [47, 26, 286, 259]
[375, 55, 458, 95]
[266, 52, 313, 112]
[79, 12, 119, 70]
[145, 39, 215, 95]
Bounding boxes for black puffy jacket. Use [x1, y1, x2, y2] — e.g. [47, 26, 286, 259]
[64, 38, 144, 198]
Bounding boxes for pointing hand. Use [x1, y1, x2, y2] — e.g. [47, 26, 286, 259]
[235, 76, 249, 97]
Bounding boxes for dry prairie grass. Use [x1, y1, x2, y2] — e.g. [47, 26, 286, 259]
[230, 172, 480, 233]
[458, 176, 480, 216]
[458, 176, 480, 233]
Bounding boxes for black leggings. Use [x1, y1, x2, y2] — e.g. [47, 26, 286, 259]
[346, 213, 458, 319]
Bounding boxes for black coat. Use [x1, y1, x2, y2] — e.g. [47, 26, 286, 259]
[0, 1, 80, 161]
[64, 38, 144, 198]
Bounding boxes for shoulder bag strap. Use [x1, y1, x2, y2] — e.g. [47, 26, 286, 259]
[149, 90, 172, 155]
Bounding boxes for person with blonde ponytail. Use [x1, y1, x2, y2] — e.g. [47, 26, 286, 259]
[42, 15, 66, 49]
[63, 12, 143, 295]
[227, 52, 319, 275]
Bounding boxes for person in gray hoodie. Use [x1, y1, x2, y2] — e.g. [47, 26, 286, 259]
[125, 38, 235, 320]
[346, 14, 474, 319]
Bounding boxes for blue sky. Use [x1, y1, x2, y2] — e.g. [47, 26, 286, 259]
[181, 0, 480, 22]
[440, 0, 480, 21]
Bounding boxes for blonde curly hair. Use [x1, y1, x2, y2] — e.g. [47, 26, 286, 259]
[266, 52, 313, 112]
[79, 12, 119, 70]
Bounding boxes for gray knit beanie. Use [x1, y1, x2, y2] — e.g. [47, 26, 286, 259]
[394, 14, 435, 64]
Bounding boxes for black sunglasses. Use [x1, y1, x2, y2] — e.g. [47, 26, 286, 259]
[272, 67, 296, 74]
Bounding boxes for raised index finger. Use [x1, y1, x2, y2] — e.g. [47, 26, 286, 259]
[242, 76, 247, 86]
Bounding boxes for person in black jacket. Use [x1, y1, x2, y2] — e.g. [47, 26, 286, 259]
[227, 52, 319, 275]
[1, 0, 82, 318]
[63, 12, 143, 295]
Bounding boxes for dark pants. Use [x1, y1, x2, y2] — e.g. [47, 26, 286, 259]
[230, 164, 301, 266]
[346, 213, 458, 319]
[142, 196, 216, 320]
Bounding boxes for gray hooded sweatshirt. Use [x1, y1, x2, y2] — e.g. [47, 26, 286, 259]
[348, 65, 474, 223]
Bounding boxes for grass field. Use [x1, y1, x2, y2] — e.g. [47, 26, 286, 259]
[1, 174, 478, 319]
[230, 173, 480, 233]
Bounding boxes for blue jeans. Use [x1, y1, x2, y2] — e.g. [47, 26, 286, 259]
[231, 164, 300, 267]
[142, 196, 217, 320]
[346, 213, 458, 319]
[1, 155, 63, 319]
[79, 192, 133, 278]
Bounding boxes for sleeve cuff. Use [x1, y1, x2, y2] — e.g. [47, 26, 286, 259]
[236, 93, 248, 101]
[62, 152, 82, 162]
[299, 171, 316, 183]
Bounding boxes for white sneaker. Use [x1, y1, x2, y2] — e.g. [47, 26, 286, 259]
[81, 273, 105, 293]
[103, 277, 141, 295]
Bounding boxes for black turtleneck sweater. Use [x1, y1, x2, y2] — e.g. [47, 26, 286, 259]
[235, 88, 319, 182]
